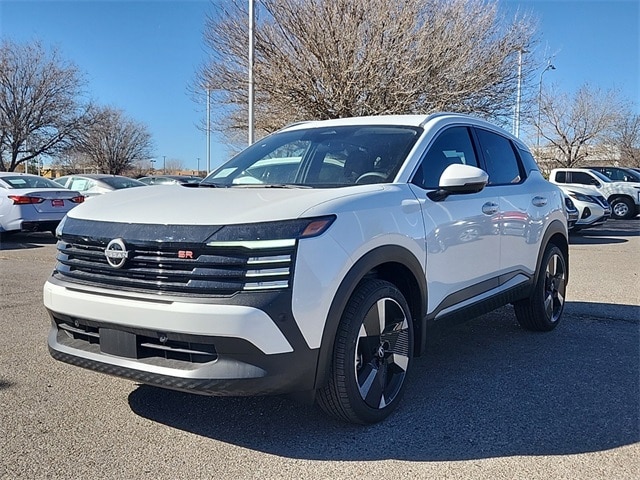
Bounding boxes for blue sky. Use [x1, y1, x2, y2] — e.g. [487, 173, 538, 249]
[1, 0, 638, 173]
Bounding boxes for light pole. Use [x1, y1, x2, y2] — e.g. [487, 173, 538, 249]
[206, 87, 211, 173]
[513, 48, 527, 138]
[248, 0, 255, 145]
[197, 157, 200, 176]
[163, 155, 166, 174]
[150, 158, 156, 173]
[537, 62, 556, 150]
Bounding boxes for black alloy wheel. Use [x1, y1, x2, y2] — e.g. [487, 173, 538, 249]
[318, 279, 414, 424]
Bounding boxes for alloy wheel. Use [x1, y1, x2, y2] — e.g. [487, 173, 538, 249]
[354, 297, 411, 409]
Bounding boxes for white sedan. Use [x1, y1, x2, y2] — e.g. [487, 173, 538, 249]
[0, 172, 84, 235]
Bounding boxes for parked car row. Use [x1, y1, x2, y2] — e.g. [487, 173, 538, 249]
[0, 173, 203, 236]
[549, 168, 640, 227]
[1, 165, 637, 237]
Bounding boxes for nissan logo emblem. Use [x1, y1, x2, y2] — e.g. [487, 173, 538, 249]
[104, 238, 129, 269]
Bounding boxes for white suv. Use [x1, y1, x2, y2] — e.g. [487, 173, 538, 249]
[45, 114, 569, 424]
[549, 168, 640, 220]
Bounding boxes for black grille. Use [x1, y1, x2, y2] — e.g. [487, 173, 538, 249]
[54, 237, 295, 297]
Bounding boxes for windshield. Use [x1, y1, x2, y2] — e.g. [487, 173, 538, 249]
[0, 175, 65, 189]
[100, 176, 145, 189]
[202, 125, 422, 188]
[588, 169, 612, 183]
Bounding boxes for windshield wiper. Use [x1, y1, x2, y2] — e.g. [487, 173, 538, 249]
[198, 182, 229, 188]
[258, 184, 312, 189]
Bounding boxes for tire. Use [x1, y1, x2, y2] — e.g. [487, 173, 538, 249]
[610, 197, 634, 220]
[514, 244, 567, 332]
[317, 279, 414, 424]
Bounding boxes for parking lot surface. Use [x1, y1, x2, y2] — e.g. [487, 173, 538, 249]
[1, 220, 638, 479]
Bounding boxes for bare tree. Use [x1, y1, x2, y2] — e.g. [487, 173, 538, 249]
[536, 84, 625, 168]
[0, 39, 93, 171]
[164, 158, 185, 174]
[50, 150, 97, 175]
[612, 111, 640, 167]
[71, 106, 153, 175]
[197, 0, 537, 141]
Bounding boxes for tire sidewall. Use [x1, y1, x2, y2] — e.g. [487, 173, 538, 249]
[611, 198, 633, 220]
[535, 245, 566, 327]
[338, 280, 414, 424]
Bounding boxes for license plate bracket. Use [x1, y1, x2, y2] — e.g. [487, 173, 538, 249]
[100, 328, 138, 358]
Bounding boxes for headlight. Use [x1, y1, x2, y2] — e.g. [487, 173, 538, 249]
[205, 216, 336, 248]
[568, 191, 596, 204]
[55, 215, 67, 238]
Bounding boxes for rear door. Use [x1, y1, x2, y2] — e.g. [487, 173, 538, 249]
[473, 128, 547, 277]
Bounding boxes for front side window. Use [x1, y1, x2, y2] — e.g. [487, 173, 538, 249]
[572, 172, 600, 186]
[203, 125, 422, 188]
[474, 128, 522, 185]
[412, 127, 478, 189]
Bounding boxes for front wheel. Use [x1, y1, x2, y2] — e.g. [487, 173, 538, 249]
[514, 244, 567, 331]
[317, 279, 414, 424]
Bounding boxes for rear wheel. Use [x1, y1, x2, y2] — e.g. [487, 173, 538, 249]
[610, 197, 634, 220]
[514, 244, 567, 331]
[317, 279, 414, 424]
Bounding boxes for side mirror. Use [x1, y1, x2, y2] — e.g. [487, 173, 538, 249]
[428, 164, 489, 201]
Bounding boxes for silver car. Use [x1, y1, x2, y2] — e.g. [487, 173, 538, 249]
[0, 172, 84, 235]
[53, 174, 145, 198]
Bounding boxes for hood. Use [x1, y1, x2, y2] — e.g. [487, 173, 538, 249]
[556, 184, 601, 197]
[67, 184, 383, 225]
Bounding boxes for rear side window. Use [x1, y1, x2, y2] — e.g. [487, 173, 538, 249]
[412, 127, 478, 189]
[555, 171, 567, 183]
[475, 129, 522, 185]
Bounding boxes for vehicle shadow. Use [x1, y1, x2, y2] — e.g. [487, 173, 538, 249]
[570, 218, 639, 245]
[0, 232, 56, 250]
[128, 303, 639, 461]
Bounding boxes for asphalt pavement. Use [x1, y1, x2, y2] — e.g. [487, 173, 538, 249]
[0, 220, 638, 479]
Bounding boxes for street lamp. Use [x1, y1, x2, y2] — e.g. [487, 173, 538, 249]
[513, 48, 527, 138]
[206, 86, 211, 174]
[197, 157, 200, 176]
[163, 155, 166, 174]
[150, 158, 156, 172]
[537, 62, 556, 150]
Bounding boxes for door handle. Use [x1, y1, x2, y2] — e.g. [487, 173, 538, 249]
[482, 202, 499, 215]
[532, 196, 548, 207]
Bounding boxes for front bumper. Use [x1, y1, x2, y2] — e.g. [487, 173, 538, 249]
[44, 278, 319, 396]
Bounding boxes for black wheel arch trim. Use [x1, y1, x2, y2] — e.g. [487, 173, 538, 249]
[533, 219, 569, 288]
[312, 245, 427, 390]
